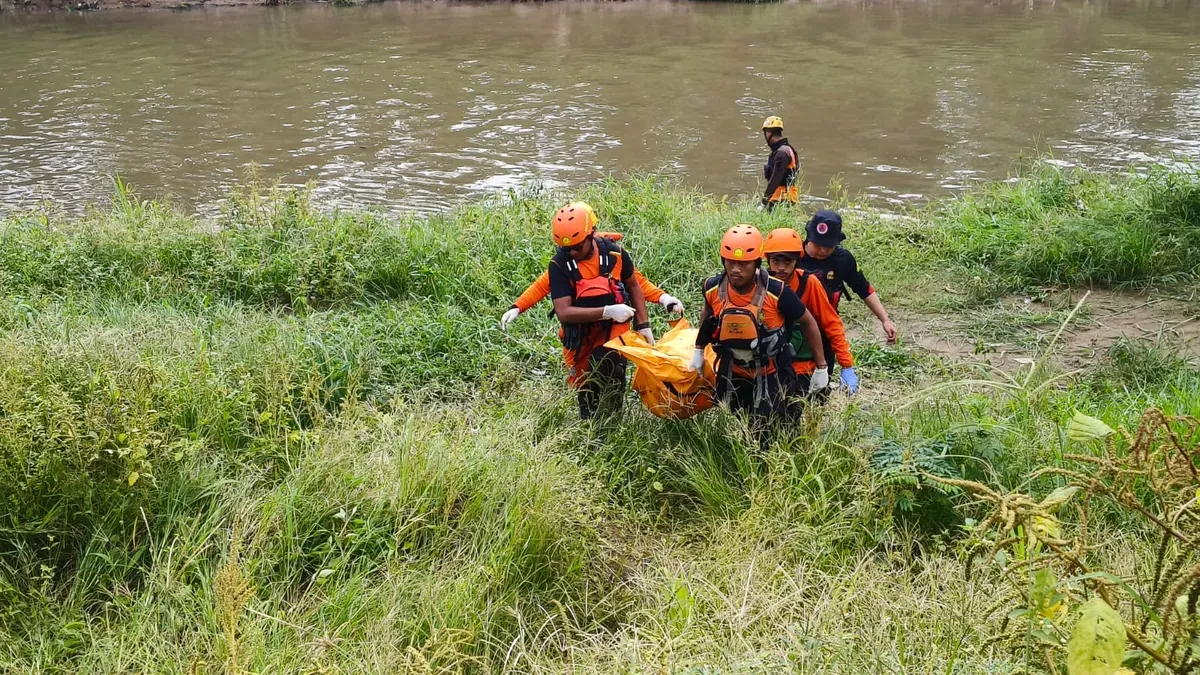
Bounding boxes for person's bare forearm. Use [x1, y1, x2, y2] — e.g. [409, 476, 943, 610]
[865, 292, 897, 342]
[626, 280, 649, 325]
[553, 298, 606, 324]
[865, 292, 890, 324]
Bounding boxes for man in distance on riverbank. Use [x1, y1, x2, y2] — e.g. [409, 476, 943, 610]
[760, 116, 800, 211]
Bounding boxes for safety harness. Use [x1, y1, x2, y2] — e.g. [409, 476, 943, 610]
[705, 269, 791, 408]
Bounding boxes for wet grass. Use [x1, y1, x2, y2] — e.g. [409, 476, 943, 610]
[1, 163, 1198, 672]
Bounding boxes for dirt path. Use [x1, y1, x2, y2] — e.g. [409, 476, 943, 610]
[853, 289, 1200, 372]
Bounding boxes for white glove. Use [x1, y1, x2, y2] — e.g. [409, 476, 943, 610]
[500, 307, 520, 330]
[808, 366, 830, 393]
[658, 294, 684, 314]
[637, 327, 655, 345]
[601, 304, 635, 323]
[687, 347, 705, 372]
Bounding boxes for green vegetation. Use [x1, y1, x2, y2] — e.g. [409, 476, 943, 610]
[930, 161, 1200, 291]
[1, 163, 1198, 672]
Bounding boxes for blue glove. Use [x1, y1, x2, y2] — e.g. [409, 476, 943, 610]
[840, 367, 859, 394]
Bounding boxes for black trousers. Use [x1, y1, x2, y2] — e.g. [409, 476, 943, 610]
[789, 373, 832, 404]
[722, 371, 787, 453]
[785, 372, 831, 424]
[577, 346, 627, 420]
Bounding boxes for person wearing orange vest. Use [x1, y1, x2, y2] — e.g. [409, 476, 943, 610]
[547, 202, 652, 421]
[500, 231, 683, 330]
[759, 116, 799, 211]
[687, 225, 828, 430]
[763, 227, 858, 398]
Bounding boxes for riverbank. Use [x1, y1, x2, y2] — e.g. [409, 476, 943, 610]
[4, 0, 430, 11]
[1, 164, 1198, 672]
[6, 0, 277, 11]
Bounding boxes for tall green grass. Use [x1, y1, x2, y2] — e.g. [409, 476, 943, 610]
[1, 164, 1197, 672]
[929, 161, 1200, 289]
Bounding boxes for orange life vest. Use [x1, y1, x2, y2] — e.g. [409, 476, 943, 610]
[702, 269, 792, 405]
[768, 142, 799, 204]
[551, 237, 631, 385]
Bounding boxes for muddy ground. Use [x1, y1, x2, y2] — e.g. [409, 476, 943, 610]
[848, 289, 1200, 374]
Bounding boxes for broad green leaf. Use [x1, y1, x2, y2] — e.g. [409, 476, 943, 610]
[1068, 411, 1115, 443]
[1032, 568, 1057, 603]
[1067, 598, 1125, 675]
[1031, 568, 1068, 621]
[1039, 486, 1081, 513]
[126, 471, 140, 487]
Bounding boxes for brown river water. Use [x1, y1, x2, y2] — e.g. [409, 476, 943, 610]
[2, 0, 1200, 214]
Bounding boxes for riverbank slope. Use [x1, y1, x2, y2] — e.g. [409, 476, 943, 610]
[1, 164, 1198, 672]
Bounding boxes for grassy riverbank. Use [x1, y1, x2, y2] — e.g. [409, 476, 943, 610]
[1, 164, 1198, 673]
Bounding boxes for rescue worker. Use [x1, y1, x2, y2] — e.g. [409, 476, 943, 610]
[763, 227, 858, 398]
[760, 116, 799, 211]
[687, 225, 829, 433]
[798, 210, 898, 345]
[548, 202, 653, 420]
[500, 231, 683, 330]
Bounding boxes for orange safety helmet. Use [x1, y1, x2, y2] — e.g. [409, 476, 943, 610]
[762, 227, 804, 255]
[719, 224, 764, 261]
[551, 202, 598, 247]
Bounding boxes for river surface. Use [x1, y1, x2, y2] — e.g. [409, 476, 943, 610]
[2, 0, 1200, 214]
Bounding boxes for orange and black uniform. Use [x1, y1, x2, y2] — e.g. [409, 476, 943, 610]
[697, 271, 807, 420]
[510, 269, 664, 314]
[549, 237, 637, 420]
[762, 138, 799, 210]
[783, 269, 854, 402]
[798, 247, 875, 311]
